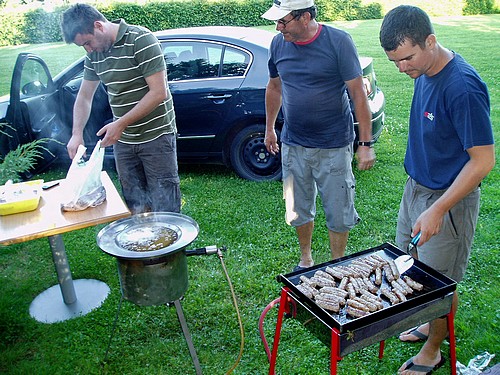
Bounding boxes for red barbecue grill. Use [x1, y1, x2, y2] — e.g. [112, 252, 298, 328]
[267, 243, 457, 375]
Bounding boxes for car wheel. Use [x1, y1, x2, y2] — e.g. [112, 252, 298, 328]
[230, 124, 282, 182]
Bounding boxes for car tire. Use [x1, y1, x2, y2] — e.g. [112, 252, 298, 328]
[229, 124, 282, 182]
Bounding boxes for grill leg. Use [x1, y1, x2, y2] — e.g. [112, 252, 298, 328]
[330, 327, 342, 375]
[173, 299, 202, 375]
[447, 310, 456, 375]
[269, 288, 289, 375]
[378, 340, 385, 359]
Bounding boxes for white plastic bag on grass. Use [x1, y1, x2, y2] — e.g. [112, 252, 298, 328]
[457, 352, 495, 375]
[60, 140, 106, 211]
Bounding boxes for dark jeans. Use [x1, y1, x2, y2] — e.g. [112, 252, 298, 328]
[113, 133, 181, 214]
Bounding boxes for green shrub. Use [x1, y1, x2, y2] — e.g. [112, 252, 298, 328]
[0, 0, 497, 46]
[21, 7, 65, 44]
[463, 0, 497, 14]
[0, 12, 25, 46]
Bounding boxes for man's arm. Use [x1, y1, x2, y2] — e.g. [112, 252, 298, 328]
[264, 76, 282, 155]
[97, 70, 168, 147]
[67, 79, 100, 159]
[413, 144, 495, 244]
[346, 76, 375, 170]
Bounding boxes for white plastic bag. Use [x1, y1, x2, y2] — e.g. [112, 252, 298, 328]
[60, 141, 106, 211]
[457, 352, 495, 375]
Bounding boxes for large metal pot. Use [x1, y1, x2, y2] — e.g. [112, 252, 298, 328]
[96, 212, 199, 306]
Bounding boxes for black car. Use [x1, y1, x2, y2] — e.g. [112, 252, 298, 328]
[0, 26, 385, 182]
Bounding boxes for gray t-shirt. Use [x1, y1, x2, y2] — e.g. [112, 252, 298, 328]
[268, 24, 362, 148]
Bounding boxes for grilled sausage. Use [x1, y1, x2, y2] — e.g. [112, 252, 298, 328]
[396, 278, 414, 295]
[325, 266, 345, 280]
[316, 293, 345, 306]
[310, 276, 336, 287]
[346, 305, 370, 318]
[352, 296, 378, 312]
[320, 286, 348, 299]
[346, 299, 370, 312]
[374, 267, 383, 285]
[316, 299, 340, 313]
[362, 277, 379, 293]
[296, 284, 314, 299]
[359, 291, 384, 310]
[383, 264, 395, 283]
[338, 276, 349, 290]
[393, 288, 407, 302]
[299, 275, 317, 288]
[388, 259, 400, 280]
[391, 280, 408, 295]
[314, 270, 336, 282]
[403, 276, 424, 291]
[380, 287, 400, 305]
[346, 283, 357, 299]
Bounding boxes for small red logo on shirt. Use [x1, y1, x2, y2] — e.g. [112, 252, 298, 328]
[424, 111, 434, 121]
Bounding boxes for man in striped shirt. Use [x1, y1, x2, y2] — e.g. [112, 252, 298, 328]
[61, 3, 180, 214]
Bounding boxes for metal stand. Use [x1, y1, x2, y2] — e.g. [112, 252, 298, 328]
[174, 299, 203, 375]
[29, 234, 110, 323]
[269, 287, 457, 375]
[105, 298, 202, 374]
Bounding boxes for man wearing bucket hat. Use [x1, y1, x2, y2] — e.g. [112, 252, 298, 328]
[262, 0, 375, 271]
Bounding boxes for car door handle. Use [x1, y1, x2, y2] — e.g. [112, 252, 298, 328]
[206, 94, 232, 104]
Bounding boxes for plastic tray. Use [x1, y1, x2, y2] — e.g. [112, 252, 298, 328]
[0, 179, 43, 215]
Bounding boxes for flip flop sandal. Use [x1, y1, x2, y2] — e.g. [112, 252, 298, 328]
[400, 353, 446, 375]
[399, 326, 429, 343]
[292, 265, 309, 272]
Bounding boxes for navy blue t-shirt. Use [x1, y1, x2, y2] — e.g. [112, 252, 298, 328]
[268, 24, 362, 148]
[405, 53, 494, 190]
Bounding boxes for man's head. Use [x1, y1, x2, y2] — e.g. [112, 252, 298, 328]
[379, 5, 434, 52]
[380, 6, 440, 79]
[61, 3, 107, 44]
[262, 0, 316, 21]
[61, 4, 116, 53]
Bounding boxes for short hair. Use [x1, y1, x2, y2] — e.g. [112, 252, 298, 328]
[291, 5, 317, 20]
[61, 3, 107, 44]
[379, 5, 434, 51]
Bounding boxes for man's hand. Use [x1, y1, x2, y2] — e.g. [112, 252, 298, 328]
[356, 146, 376, 170]
[97, 121, 125, 148]
[411, 206, 445, 246]
[265, 129, 280, 155]
[67, 135, 85, 159]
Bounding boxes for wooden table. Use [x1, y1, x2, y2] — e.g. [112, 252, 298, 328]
[0, 171, 130, 323]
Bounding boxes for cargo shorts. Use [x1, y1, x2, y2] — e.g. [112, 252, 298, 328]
[281, 143, 360, 232]
[396, 177, 480, 282]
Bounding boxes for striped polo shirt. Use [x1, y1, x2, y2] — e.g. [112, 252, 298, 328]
[83, 20, 176, 144]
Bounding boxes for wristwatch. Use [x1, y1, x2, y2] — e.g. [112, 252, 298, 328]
[357, 141, 373, 148]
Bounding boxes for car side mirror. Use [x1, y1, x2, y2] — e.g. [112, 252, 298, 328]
[22, 81, 46, 96]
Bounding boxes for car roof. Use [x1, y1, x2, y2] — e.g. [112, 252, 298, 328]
[154, 26, 276, 48]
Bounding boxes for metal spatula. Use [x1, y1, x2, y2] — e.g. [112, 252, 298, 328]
[394, 254, 414, 274]
[394, 232, 421, 274]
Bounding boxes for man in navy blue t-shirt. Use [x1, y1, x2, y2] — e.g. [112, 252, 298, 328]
[262, 0, 375, 271]
[380, 5, 494, 374]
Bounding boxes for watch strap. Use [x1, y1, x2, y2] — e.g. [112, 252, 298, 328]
[357, 141, 373, 147]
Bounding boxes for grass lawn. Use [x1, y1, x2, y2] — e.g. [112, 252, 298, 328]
[0, 15, 499, 375]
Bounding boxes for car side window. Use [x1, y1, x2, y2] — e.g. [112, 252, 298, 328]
[163, 41, 221, 81]
[221, 46, 250, 77]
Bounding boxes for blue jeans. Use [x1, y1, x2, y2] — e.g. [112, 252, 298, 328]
[113, 133, 181, 214]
